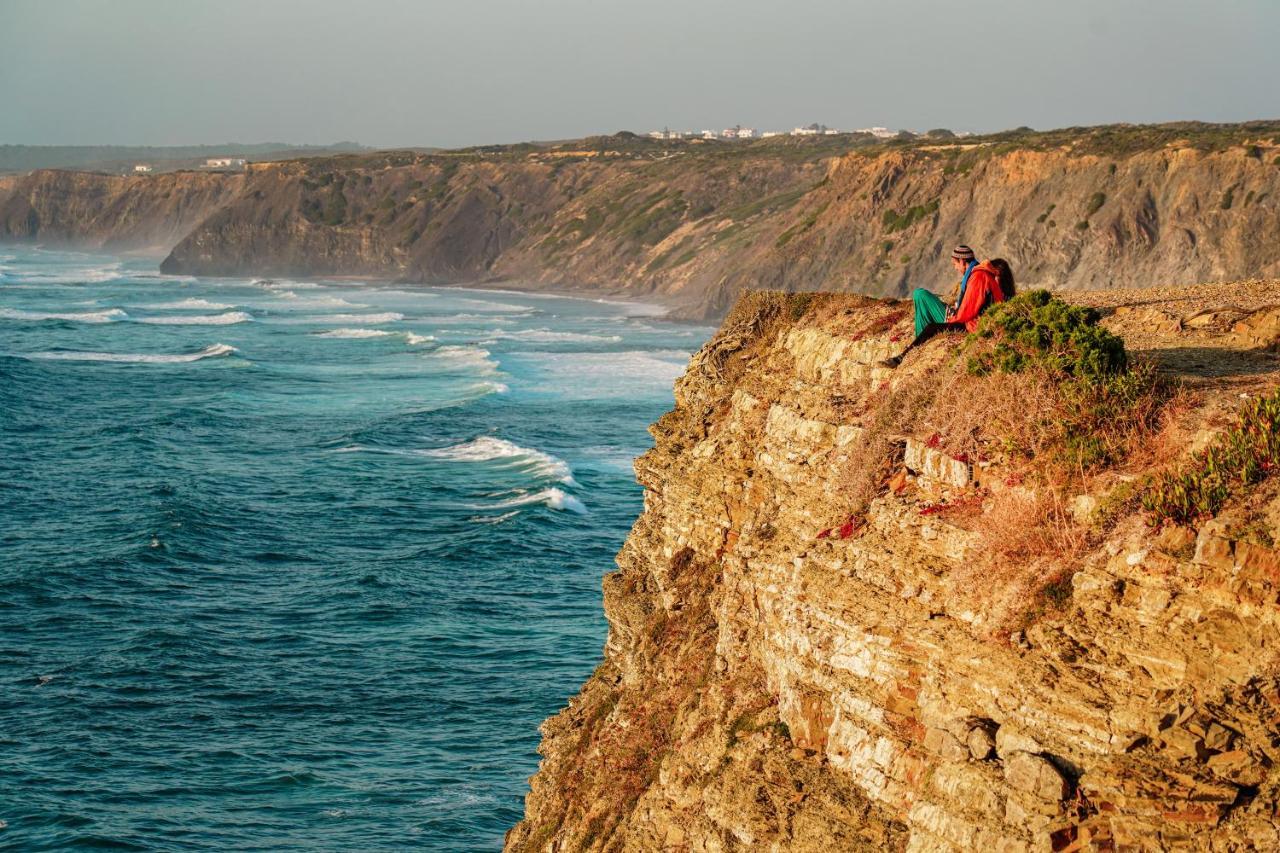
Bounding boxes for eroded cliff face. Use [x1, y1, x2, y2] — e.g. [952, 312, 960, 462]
[155, 144, 1280, 319]
[507, 283, 1280, 851]
[0, 169, 244, 253]
[3, 129, 1280, 319]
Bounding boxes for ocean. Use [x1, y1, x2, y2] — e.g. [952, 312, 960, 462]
[0, 248, 710, 850]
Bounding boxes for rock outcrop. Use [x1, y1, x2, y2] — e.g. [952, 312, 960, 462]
[3, 124, 1280, 318]
[507, 281, 1280, 851]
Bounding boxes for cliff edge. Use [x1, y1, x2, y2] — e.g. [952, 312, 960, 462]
[507, 279, 1280, 851]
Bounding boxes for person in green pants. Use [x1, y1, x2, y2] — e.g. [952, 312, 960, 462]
[912, 245, 978, 335]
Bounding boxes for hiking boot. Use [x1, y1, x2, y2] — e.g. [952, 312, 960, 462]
[877, 355, 902, 369]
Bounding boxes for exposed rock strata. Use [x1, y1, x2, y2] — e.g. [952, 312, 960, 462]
[508, 282, 1280, 851]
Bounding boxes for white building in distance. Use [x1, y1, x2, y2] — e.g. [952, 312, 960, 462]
[856, 127, 899, 139]
[133, 164, 153, 173]
[205, 157, 247, 168]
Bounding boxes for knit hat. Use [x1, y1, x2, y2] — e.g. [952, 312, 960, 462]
[951, 244, 975, 262]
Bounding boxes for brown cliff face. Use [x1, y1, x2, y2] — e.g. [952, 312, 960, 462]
[506, 281, 1280, 851]
[2, 125, 1279, 319]
[0, 169, 244, 253]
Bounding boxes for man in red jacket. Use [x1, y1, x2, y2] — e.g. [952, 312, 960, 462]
[879, 253, 1011, 368]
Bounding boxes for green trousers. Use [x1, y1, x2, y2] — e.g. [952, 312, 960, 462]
[912, 288, 949, 336]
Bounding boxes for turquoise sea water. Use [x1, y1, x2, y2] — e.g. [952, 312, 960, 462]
[0, 248, 710, 850]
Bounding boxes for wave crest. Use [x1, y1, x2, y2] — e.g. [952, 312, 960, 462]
[0, 307, 125, 323]
[14, 343, 238, 364]
[134, 311, 252, 325]
[479, 488, 588, 515]
[418, 436, 575, 484]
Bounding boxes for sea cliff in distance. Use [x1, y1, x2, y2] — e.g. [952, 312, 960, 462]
[2, 121, 1280, 318]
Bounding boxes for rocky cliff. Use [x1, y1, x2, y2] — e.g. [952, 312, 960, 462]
[2, 123, 1280, 318]
[0, 169, 245, 253]
[506, 279, 1280, 851]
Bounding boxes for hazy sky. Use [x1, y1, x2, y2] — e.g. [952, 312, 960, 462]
[3, 0, 1277, 149]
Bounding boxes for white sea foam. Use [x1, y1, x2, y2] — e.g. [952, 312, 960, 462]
[516, 349, 691, 398]
[314, 328, 395, 339]
[275, 292, 368, 308]
[134, 298, 233, 310]
[0, 307, 126, 323]
[282, 312, 404, 325]
[425, 313, 517, 325]
[253, 278, 321, 290]
[480, 328, 623, 343]
[470, 380, 509, 395]
[16, 343, 238, 364]
[592, 297, 670, 318]
[467, 510, 521, 525]
[16, 263, 125, 285]
[417, 436, 575, 484]
[133, 311, 252, 325]
[477, 488, 588, 515]
[430, 345, 500, 374]
[454, 297, 537, 314]
[311, 328, 435, 343]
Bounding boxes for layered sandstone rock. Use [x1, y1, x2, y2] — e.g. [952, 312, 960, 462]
[508, 283, 1280, 851]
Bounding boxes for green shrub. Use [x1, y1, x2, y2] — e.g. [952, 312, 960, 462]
[1143, 390, 1280, 525]
[968, 290, 1127, 380]
[1075, 221, 1090, 231]
[1036, 203, 1056, 224]
[1221, 185, 1236, 210]
[967, 291, 1156, 469]
[1085, 192, 1106, 217]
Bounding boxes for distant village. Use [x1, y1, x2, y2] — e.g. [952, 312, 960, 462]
[131, 157, 247, 174]
[646, 124, 973, 141]
[126, 126, 968, 174]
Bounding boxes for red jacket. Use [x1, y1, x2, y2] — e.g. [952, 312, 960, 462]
[950, 262, 1005, 331]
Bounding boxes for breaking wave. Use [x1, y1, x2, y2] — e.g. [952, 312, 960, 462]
[134, 298, 233, 310]
[314, 329, 436, 343]
[133, 311, 252, 325]
[314, 328, 394, 339]
[0, 307, 126, 323]
[417, 436, 575, 484]
[430, 345, 500, 375]
[13, 343, 238, 364]
[274, 293, 368, 308]
[475, 488, 588, 515]
[276, 312, 404, 325]
[480, 328, 623, 343]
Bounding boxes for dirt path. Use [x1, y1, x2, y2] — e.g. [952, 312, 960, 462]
[1067, 279, 1280, 391]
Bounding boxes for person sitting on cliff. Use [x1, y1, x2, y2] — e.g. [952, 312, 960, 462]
[914, 244, 978, 335]
[879, 254, 1015, 368]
